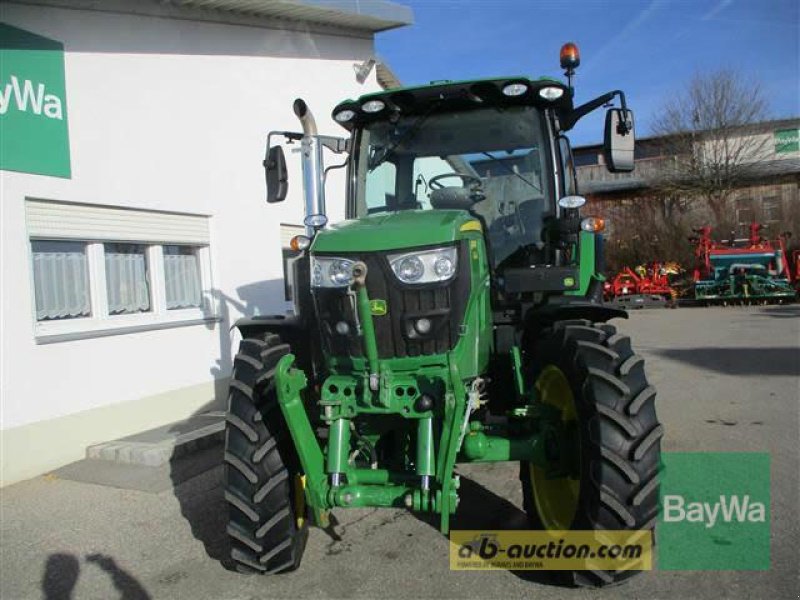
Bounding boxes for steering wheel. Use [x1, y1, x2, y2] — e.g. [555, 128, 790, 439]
[428, 172, 483, 190]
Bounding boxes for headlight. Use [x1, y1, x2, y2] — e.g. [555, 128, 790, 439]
[311, 256, 355, 288]
[388, 247, 458, 285]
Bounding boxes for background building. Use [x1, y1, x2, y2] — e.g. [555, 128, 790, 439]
[574, 119, 800, 269]
[0, 0, 412, 485]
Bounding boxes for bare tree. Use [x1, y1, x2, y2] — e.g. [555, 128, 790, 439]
[649, 70, 771, 228]
[603, 194, 695, 272]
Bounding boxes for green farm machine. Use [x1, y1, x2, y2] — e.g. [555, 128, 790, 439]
[225, 44, 662, 586]
[689, 223, 796, 304]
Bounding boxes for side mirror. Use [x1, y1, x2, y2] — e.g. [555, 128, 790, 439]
[604, 108, 635, 173]
[264, 145, 288, 203]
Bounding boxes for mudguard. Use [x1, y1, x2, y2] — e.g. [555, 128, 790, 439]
[232, 314, 318, 378]
[524, 297, 627, 338]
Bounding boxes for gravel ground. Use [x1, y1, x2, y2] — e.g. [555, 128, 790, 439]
[1, 304, 798, 599]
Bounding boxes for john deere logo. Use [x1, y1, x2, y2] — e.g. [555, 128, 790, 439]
[370, 299, 387, 316]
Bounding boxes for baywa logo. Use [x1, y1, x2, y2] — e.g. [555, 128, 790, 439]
[0, 22, 71, 177]
[0, 74, 64, 119]
[658, 452, 770, 570]
[663, 494, 766, 529]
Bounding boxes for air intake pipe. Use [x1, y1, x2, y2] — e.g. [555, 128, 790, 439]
[293, 98, 326, 236]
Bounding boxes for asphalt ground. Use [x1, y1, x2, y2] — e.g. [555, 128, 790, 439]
[1, 304, 798, 599]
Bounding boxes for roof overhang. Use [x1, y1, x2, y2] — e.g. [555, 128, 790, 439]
[6, 0, 413, 35]
[165, 0, 413, 32]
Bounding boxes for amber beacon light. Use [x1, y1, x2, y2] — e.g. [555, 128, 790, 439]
[560, 42, 581, 88]
[560, 42, 581, 70]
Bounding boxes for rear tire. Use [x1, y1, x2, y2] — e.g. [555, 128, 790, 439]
[224, 335, 308, 574]
[520, 319, 662, 587]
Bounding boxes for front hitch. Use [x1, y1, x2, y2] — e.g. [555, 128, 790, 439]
[351, 261, 380, 391]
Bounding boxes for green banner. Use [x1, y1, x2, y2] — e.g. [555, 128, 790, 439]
[0, 23, 71, 178]
[774, 128, 799, 154]
[659, 452, 770, 570]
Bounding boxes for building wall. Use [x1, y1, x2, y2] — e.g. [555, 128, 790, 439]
[573, 120, 800, 270]
[581, 177, 799, 273]
[0, 3, 383, 484]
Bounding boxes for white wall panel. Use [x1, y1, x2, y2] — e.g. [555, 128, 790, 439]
[0, 2, 382, 444]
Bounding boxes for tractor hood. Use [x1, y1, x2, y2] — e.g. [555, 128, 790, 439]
[311, 210, 479, 253]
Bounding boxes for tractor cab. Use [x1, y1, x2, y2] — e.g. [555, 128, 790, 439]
[338, 74, 635, 274]
[265, 72, 635, 313]
[340, 78, 569, 270]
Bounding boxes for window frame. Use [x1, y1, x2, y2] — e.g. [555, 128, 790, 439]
[29, 239, 216, 344]
[761, 196, 781, 223]
[162, 244, 205, 311]
[30, 240, 93, 321]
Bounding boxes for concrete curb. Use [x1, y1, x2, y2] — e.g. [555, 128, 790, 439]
[86, 413, 225, 468]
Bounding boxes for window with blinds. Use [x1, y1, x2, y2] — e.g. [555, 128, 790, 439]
[31, 241, 92, 321]
[163, 245, 202, 310]
[26, 199, 213, 341]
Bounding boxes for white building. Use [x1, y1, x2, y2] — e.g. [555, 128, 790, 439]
[0, 0, 412, 485]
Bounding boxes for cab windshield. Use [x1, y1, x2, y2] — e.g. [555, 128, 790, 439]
[350, 105, 553, 266]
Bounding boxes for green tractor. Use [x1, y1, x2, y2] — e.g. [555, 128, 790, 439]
[225, 44, 662, 587]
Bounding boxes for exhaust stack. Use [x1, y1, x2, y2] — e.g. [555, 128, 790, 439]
[293, 98, 326, 236]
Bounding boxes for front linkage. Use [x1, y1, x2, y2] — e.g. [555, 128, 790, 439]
[273, 261, 564, 534]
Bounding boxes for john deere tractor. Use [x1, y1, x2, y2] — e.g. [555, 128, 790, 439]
[225, 44, 662, 587]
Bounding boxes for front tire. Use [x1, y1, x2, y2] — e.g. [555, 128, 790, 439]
[520, 319, 662, 587]
[224, 335, 308, 574]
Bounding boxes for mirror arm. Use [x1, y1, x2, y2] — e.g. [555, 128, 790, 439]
[319, 135, 350, 154]
[269, 131, 303, 146]
[562, 90, 628, 131]
[265, 130, 303, 165]
[264, 132, 348, 164]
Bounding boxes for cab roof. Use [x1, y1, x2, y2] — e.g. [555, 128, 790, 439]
[332, 76, 573, 130]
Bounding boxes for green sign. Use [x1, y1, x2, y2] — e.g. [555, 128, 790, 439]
[774, 128, 799, 154]
[659, 452, 770, 570]
[0, 23, 71, 178]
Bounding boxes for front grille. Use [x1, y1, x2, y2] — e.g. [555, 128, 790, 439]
[314, 243, 470, 359]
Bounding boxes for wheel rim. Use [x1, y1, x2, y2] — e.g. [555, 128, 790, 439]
[294, 474, 307, 529]
[530, 365, 580, 530]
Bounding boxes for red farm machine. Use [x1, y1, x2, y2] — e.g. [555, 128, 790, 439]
[688, 223, 796, 305]
[603, 262, 680, 308]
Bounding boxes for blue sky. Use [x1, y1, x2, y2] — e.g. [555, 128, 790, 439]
[375, 0, 799, 145]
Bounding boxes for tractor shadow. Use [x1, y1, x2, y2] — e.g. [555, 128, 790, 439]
[752, 305, 800, 319]
[412, 476, 570, 587]
[652, 347, 799, 377]
[169, 446, 231, 569]
[168, 280, 290, 571]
